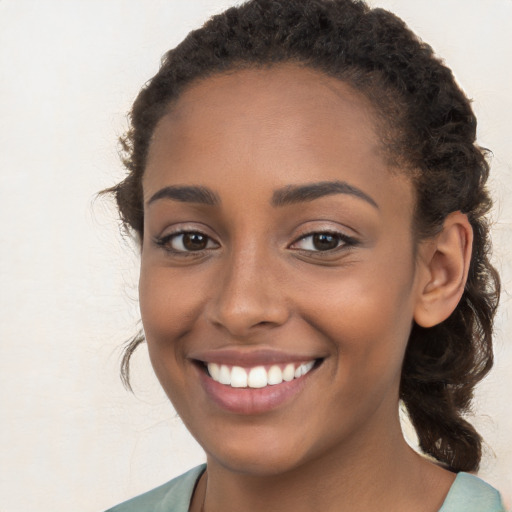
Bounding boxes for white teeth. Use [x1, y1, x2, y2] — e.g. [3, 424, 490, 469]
[248, 366, 267, 388]
[218, 364, 231, 385]
[282, 363, 295, 382]
[208, 363, 220, 381]
[303, 360, 315, 373]
[206, 360, 317, 388]
[267, 365, 283, 385]
[230, 366, 248, 388]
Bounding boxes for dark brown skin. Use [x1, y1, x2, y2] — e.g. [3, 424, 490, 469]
[139, 65, 472, 512]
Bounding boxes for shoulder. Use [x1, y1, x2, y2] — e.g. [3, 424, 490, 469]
[104, 464, 206, 512]
[439, 472, 506, 512]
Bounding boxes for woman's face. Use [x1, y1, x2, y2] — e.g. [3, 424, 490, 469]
[140, 65, 423, 475]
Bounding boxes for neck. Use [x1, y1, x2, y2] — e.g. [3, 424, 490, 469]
[197, 418, 454, 512]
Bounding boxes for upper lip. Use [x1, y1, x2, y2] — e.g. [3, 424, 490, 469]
[188, 348, 324, 367]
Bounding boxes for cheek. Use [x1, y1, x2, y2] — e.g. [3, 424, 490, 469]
[139, 264, 202, 339]
[138, 266, 201, 389]
[295, 260, 416, 384]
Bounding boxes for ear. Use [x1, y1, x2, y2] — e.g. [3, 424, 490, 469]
[413, 212, 473, 328]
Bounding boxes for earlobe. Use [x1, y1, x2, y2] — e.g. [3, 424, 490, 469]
[413, 212, 473, 328]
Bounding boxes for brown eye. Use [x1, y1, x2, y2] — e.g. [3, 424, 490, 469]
[182, 233, 208, 251]
[312, 233, 339, 251]
[155, 231, 219, 253]
[290, 231, 358, 253]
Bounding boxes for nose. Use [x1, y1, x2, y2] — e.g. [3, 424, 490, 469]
[206, 245, 290, 337]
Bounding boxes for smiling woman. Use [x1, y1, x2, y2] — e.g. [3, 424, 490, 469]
[103, 1, 504, 511]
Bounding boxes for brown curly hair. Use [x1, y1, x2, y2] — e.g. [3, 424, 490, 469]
[105, 0, 500, 473]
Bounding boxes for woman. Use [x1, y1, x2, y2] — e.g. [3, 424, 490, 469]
[105, 0, 504, 510]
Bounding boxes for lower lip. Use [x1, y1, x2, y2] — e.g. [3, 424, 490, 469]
[197, 366, 314, 415]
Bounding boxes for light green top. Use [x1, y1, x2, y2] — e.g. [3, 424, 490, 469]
[105, 464, 506, 512]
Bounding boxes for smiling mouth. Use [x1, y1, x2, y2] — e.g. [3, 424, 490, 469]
[192, 353, 325, 414]
[198, 359, 323, 389]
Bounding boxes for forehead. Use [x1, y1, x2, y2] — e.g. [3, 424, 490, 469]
[149, 64, 380, 164]
[143, 64, 412, 217]
[167, 64, 377, 127]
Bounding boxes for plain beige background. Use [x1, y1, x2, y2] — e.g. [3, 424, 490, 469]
[0, 1, 510, 510]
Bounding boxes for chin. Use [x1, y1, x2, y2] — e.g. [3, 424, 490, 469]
[208, 449, 307, 477]
[201, 425, 337, 479]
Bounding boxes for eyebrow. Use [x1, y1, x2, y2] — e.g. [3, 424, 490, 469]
[271, 180, 379, 209]
[146, 185, 220, 207]
[146, 180, 378, 210]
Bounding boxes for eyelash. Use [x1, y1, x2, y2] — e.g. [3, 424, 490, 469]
[154, 231, 219, 255]
[154, 229, 358, 256]
[289, 231, 359, 254]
